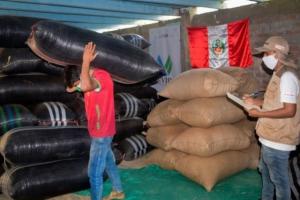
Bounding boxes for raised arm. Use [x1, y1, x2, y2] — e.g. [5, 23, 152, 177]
[79, 42, 99, 92]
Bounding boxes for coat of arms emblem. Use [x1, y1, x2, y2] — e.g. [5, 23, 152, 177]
[212, 39, 225, 56]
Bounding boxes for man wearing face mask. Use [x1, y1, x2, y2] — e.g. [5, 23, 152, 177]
[243, 36, 300, 200]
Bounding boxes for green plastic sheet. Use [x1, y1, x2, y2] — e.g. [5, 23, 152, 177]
[76, 165, 261, 200]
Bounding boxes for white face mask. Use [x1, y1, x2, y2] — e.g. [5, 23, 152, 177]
[262, 54, 278, 70]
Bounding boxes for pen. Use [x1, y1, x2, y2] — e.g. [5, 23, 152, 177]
[249, 90, 265, 98]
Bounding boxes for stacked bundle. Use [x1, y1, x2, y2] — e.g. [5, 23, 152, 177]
[144, 68, 261, 191]
[0, 15, 163, 199]
[114, 91, 156, 161]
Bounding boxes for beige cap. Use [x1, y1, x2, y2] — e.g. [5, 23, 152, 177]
[255, 36, 289, 55]
[255, 36, 297, 68]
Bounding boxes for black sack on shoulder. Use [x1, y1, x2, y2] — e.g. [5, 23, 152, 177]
[27, 21, 165, 84]
[122, 34, 151, 49]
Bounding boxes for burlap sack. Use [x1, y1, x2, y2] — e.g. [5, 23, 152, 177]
[234, 119, 257, 143]
[146, 123, 189, 151]
[158, 69, 238, 100]
[171, 124, 250, 156]
[142, 149, 186, 170]
[146, 99, 183, 127]
[175, 150, 250, 191]
[219, 67, 259, 95]
[176, 97, 246, 127]
[241, 142, 261, 169]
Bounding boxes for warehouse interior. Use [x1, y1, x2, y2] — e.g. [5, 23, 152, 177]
[0, 0, 299, 200]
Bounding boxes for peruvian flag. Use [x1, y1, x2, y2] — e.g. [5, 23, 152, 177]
[188, 19, 253, 68]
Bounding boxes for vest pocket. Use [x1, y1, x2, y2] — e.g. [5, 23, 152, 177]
[258, 118, 286, 140]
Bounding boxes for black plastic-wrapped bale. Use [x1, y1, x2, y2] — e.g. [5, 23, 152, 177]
[115, 93, 149, 119]
[0, 104, 37, 136]
[0, 158, 89, 200]
[0, 48, 64, 75]
[141, 99, 157, 114]
[0, 126, 90, 165]
[117, 134, 152, 161]
[33, 102, 78, 126]
[122, 34, 151, 49]
[0, 16, 41, 48]
[0, 74, 76, 104]
[114, 84, 158, 100]
[104, 33, 125, 41]
[114, 117, 145, 143]
[27, 21, 165, 84]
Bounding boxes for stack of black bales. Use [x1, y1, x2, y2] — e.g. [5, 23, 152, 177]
[0, 16, 164, 199]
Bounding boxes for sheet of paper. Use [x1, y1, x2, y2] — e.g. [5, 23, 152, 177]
[226, 92, 261, 111]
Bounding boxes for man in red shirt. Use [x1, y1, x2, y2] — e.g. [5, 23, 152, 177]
[67, 42, 124, 200]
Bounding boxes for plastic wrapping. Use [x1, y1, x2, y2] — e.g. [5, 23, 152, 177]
[0, 48, 63, 75]
[114, 117, 145, 143]
[27, 21, 165, 84]
[0, 16, 41, 48]
[122, 34, 151, 49]
[1, 158, 90, 200]
[117, 134, 152, 161]
[114, 84, 158, 100]
[0, 104, 37, 136]
[0, 126, 90, 165]
[0, 74, 76, 104]
[33, 102, 78, 126]
[115, 93, 149, 119]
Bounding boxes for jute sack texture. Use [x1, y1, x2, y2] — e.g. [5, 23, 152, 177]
[146, 123, 189, 151]
[170, 124, 250, 157]
[175, 97, 246, 127]
[234, 119, 257, 143]
[139, 149, 186, 170]
[219, 67, 259, 95]
[175, 143, 259, 192]
[146, 99, 183, 127]
[158, 69, 238, 100]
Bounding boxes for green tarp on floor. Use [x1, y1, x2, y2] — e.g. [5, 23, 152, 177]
[76, 165, 261, 200]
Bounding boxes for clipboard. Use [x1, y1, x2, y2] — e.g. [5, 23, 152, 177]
[226, 92, 261, 111]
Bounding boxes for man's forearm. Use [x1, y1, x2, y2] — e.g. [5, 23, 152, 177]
[80, 61, 94, 91]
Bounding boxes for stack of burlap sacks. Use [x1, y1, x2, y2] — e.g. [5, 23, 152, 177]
[144, 68, 261, 191]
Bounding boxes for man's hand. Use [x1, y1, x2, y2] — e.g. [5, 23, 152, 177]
[243, 94, 263, 107]
[246, 108, 262, 118]
[66, 80, 80, 93]
[242, 94, 255, 105]
[82, 42, 97, 67]
[66, 86, 76, 93]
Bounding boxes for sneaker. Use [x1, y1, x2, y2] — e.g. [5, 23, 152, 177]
[102, 191, 125, 200]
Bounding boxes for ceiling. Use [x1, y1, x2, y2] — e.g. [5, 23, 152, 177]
[0, 0, 266, 32]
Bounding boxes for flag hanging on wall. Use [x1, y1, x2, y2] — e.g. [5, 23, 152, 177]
[188, 18, 253, 69]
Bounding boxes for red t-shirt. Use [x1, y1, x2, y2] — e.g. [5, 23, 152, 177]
[84, 69, 116, 138]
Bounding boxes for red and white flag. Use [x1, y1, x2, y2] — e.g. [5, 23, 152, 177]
[188, 19, 253, 69]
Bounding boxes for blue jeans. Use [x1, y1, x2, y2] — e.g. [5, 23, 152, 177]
[88, 137, 123, 200]
[259, 145, 291, 200]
